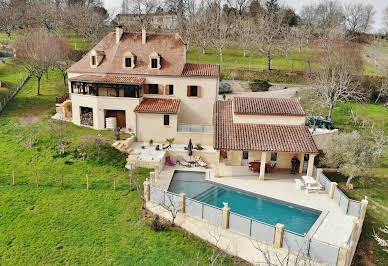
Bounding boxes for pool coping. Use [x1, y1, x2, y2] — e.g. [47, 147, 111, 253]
[167, 169, 323, 237]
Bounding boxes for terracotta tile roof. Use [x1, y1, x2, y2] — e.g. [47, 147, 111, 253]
[69, 75, 145, 84]
[182, 63, 220, 76]
[233, 97, 305, 116]
[214, 100, 318, 153]
[134, 98, 181, 114]
[68, 32, 187, 76]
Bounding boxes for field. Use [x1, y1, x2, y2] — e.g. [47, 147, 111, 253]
[0, 70, 240, 265]
[0, 60, 26, 101]
[321, 102, 388, 265]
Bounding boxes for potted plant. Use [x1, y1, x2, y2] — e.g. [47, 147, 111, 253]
[195, 143, 204, 150]
[149, 139, 154, 146]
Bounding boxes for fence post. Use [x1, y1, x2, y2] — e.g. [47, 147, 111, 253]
[12, 170, 15, 185]
[337, 245, 349, 266]
[86, 174, 89, 190]
[329, 182, 337, 199]
[179, 193, 186, 213]
[359, 198, 368, 221]
[113, 176, 117, 191]
[316, 168, 323, 182]
[222, 202, 230, 229]
[143, 178, 150, 202]
[150, 171, 155, 186]
[351, 220, 359, 242]
[274, 223, 284, 248]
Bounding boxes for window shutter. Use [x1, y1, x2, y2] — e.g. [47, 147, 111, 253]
[187, 86, 191, 97]
[143, 84, 149, 94]
[197, 86, 201, 97]
[158, 84, 164, 95]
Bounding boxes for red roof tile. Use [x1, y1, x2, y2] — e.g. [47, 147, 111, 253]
[182, 63, 220, 76]
[134, 98, 180, 114]
[69, 75, 145, 84]
[233, 97, 305, 116]
[214, 100, 318, 153]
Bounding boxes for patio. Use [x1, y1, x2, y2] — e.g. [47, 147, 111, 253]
[153, 166, 356, 248]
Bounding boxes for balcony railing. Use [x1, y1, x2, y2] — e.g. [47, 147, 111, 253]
[178, 124, 213, 133]
[56, 93, 69, 104]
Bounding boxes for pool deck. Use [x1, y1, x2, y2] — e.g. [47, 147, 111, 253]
[154, 166, 356, 248]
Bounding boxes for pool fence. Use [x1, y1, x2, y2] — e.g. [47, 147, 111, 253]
[145, 170, 368, 266]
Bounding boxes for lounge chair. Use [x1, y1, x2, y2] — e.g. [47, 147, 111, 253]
[305, 183, 323, 194]
[295, 179, 305, 190]
[165, 156, 176, 166]
[194, 156, 208, 168]
[162, 143, 171, 150]
[177, 156, 190, 167]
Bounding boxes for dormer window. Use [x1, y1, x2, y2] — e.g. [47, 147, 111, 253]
[148, 52, 161, 70]
[90, 49, 105, 68]
[123, 51, 135, 69]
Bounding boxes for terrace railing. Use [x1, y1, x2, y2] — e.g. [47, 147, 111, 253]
[177, 123, 213, 133]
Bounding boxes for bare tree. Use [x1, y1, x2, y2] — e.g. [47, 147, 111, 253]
[53, 38, 75, 86]
[370, 122, 387, 158]
[235, 16, 255, 57]
[373, 225, 388, 253]
[343, 2, 375, 33]
[0, 1, 17, 39]
[323, 131, 374, 189]
[49, 116, 70, 154]
[161, 193, 181, 226]
[254, 11, 289, 70]
[13, 30, 58, 95]
[209, 3, 230, 63]
[384, 6, 388, 36]
[312, 42, 364, 120]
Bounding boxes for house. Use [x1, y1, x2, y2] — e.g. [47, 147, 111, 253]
[57, 27, 219, 145]
[213, 97, 319, 179]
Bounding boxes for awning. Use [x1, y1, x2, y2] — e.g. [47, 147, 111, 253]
[69, 75, 145, 85]
[134, 98, 181, 114]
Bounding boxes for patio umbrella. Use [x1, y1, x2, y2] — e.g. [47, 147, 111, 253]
[187, 138, 193, 157]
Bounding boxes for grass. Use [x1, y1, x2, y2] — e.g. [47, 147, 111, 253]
[0, 60, 27, 101]
[322, 102, 388, 265]
[0, 70, 241, 265]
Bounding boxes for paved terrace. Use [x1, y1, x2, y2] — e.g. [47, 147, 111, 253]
[154, 167, 356, 248]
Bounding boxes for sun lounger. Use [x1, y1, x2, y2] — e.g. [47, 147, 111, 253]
[162, 144, 171, 150]
[177, 156, 190, 167]
[166, 156, 176, 166]
[305, 183, 323, 194]
[295, 179, 305, 190]
[194, 156, 208, 168]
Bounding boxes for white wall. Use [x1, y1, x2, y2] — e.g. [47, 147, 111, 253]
[233, 113, 306, 125]
[136, 112, 178, 142]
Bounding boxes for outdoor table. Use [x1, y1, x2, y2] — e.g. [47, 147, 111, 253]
[302, 175, 316, 185]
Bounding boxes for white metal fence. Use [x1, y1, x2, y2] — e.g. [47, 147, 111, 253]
[0, 74, 29, 114]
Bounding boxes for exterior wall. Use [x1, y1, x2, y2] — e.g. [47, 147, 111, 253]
[142, 76, 218, 125]
[71, 93, 140, 130]
[233, 114, 306, 126]
[136, 112, 178, 142]
[276, 152, 304, 170]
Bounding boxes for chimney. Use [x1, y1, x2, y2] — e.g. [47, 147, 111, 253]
[116, 26, 123, 44]
[142, 28, 146, 45]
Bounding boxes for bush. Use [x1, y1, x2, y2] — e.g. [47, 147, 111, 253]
[151, 215, 169, 232]
[249, 79, 271, 92]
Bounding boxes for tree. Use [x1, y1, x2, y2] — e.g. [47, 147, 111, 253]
[383, 6, 388, 36]
[235, 16, 255, 57]
[209, 3, 230, 63]
[254, 11, 289, 70]
[323, 131, 374, 189]
[49, 116, 70, 154]
[343, 2, 375, 33]
[265, 0, 280, 14]
[0, 1, 17, 38]
[249, 0, 264, 17]
[312, 42, 364, 120]
[13, 30, 58, 95]
[53, 38, 75, 86]
[373, 225, 388, 253]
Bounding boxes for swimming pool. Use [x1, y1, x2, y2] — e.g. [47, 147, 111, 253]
[168, 170, 321, 235]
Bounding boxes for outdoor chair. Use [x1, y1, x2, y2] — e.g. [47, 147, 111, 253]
[165, 156, 176, 166]
[295, 179, 305, 190]
[194, 156, 208, 168]
[177, 156, 190, 167]
[162, 143, 171, 150]
[305, 183, 323, 194]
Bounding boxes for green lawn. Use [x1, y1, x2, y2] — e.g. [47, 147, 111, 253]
[0, 70, 240, 265]
[0, 60, 27, 101]
[325, 102, 388, 265]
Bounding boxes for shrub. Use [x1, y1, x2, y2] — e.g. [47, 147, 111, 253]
[195, 143, 204, 150]
[151, 215, 169, 232]
[249, 79, 271, 92]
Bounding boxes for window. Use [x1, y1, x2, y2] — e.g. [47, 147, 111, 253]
[189, 86, 198, 97]
[151, 58, 158, 69]
[91, 56, 96, 65]
[125, 57, 132, 67]
[270, 152, 278, 161]
[149, 84, 159, 94]
[168, 85, 174, 95]
[242, 151, 249, 160]
[164, 115, 169, 126]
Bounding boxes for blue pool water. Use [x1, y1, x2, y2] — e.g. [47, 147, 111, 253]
[168, 171, 321, 235]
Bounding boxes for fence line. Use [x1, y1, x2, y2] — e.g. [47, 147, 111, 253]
[0, 74, 30, 114]
[149, 185, 341, 265]
[317, 171, 361, 218]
